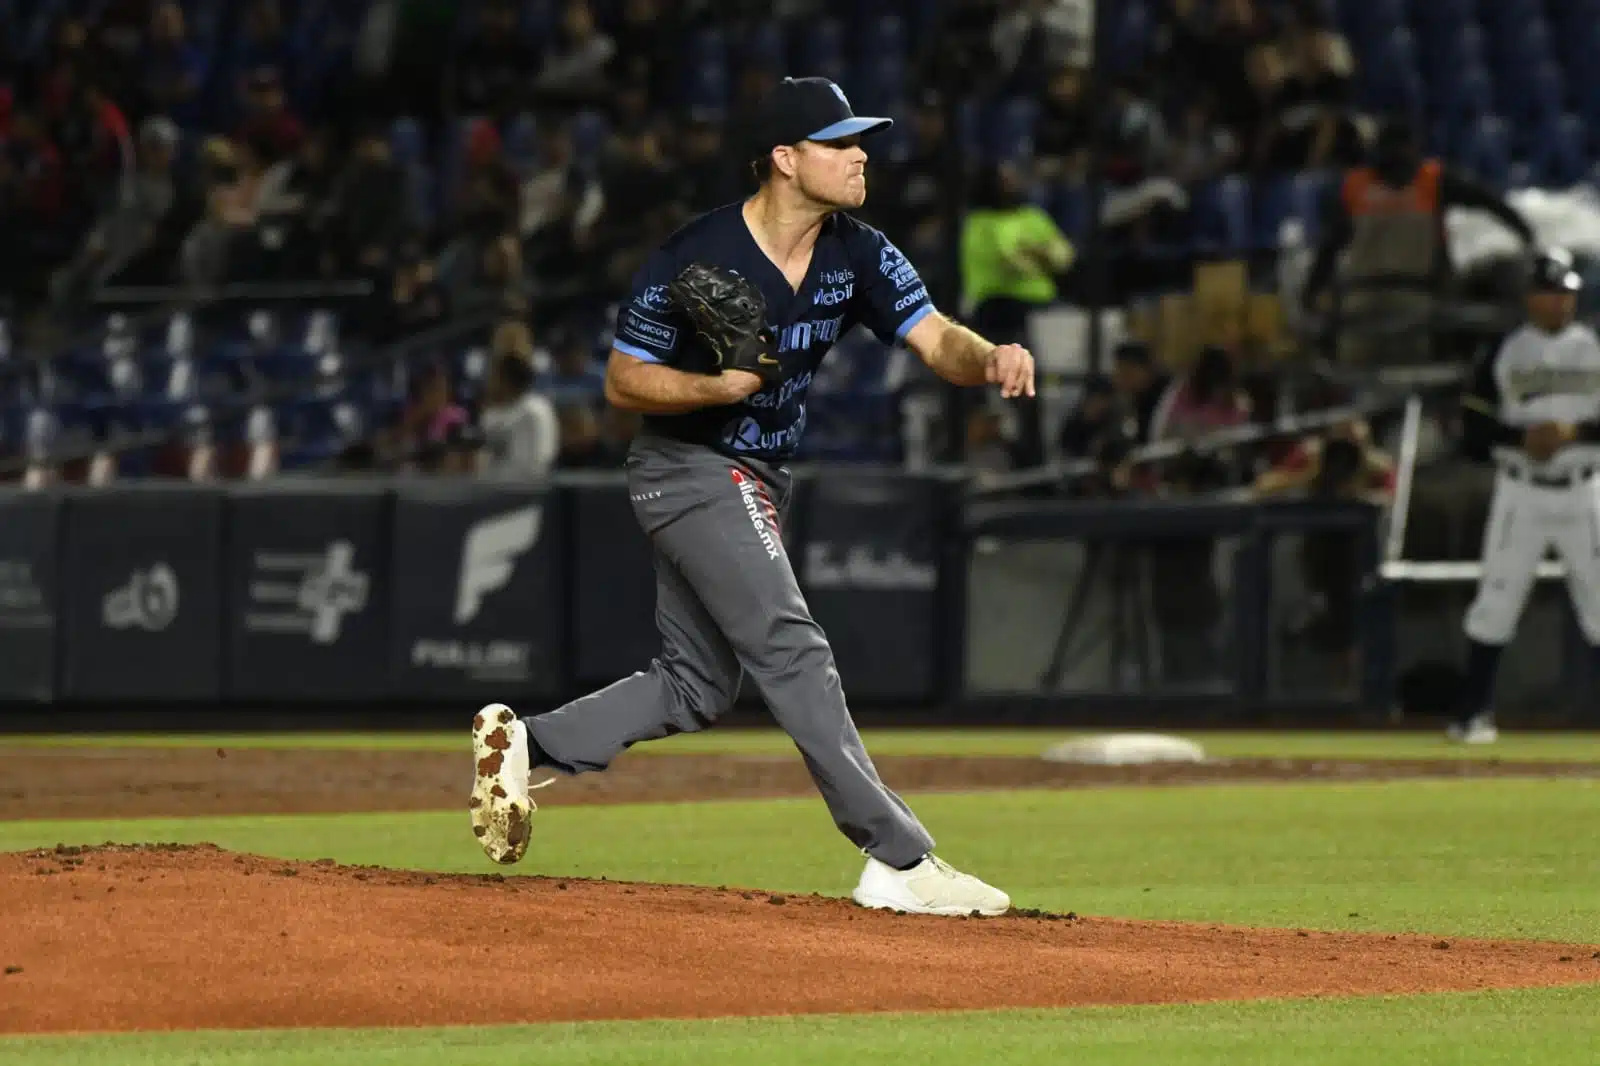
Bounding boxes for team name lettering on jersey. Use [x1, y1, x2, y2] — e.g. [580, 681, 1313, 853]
[1504, 367, 1600, 402]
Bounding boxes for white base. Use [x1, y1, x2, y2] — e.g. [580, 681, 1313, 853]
[1042, 733, 1207, 766]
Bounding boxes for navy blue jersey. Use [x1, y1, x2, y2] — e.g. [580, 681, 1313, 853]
[611, 202, 936, 461]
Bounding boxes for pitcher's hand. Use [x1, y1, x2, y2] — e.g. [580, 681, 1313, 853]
[986, 344, 1036, 399]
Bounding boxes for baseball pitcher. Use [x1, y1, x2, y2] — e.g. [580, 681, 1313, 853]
[1453, 248, 1600, 743]
[469, 77, 1035, 916]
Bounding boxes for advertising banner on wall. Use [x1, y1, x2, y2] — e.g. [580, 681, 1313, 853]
[225, 482, 389, 701]
[388, 482, 565, 700]
[59, 486, 225, 701]
[0, 491, 61, 702]
[796, 471, 948, 703]
[568, 474, 658, 687]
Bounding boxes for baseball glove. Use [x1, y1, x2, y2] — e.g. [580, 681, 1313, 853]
[666, 262, 783, 385]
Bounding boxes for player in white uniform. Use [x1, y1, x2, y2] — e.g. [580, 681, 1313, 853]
[1453, 248, 1600, 743]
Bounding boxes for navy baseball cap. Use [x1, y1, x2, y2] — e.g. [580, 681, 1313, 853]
[756, 77, 893, 150]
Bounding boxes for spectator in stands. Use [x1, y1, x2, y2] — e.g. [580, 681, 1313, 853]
[51, 116, 183, 303]
[1301, 116, 1536, 365]
[249, 127, 339, 280]
[1253, 417, 1395, 501]
[1058, 374, 1122, 463]
[992, 0, 1093, 94]
[1109, 340, 1169, 444]
[537, 323, 607, 411]
[181, 136, 264, 285]
[868, 91, 955, 282]
[324, 125, 411, 277]
[478, 352, 559, 481]
[235, 67, 304, 163]
[140, 1, 209, 127]
[533, 0, 617, 107]
[1249, 0, 1364, 171]
[961, 162, 1075, 345]
[672, 112, 742, 215]
[236, 1, 297, 86]
[555, 403, 605, 467]
[389, 359, 470, 473]
[445, 0, 535, 122]
[364, 236, 448, 346]
[1, 110, 71, 308]
[444, 118, 523, 306]
[1168, 91, 1241, 186]
[520, 118, 605, 279]
[1034, 64, 1091, 182]
[1256, 419, 1395, 673]
[1159, 0, 1270, 162]
[611, 0, 684, 105]
[1149, 344, 1252, 448]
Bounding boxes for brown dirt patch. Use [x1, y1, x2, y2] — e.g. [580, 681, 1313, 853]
[4, 747, 1598, 821]
[1, 844, 1595, 1035]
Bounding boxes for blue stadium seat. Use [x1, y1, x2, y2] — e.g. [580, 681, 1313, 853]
[1460, 115, 1512, 187]
[1191, 176, 1250, 258]
[1252, 176, 1293, 254]
[1532, 114, 1589, 187]
[684, 63, 730, 115]
[1506, 64, 1566, 143]
[686, 26, 727, 72]
[504, 112, 539, 173]
[860, 15, 906, 62]
[798, 18, 845, 75]
[744, 22, 787, 71]
[570, 110, 610, 168]
[988, 97, 1038, 162]
[390, 117, 426, 166]
[1289, 171, 1335, 246]
[1105, 1, 1150, 76]
[848, 54, 906, 118]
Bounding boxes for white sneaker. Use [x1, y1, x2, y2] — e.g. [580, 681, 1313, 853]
[470, 703, 536, 864]
[851, 854, 1011, 917]
[1447, 712, 1499, 745]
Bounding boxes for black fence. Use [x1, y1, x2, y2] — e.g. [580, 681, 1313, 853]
[0, 472, 1593, 725]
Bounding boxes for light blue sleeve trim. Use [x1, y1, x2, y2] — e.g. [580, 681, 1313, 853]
[613, 340, 664, 363]
[895, 303, 937, 339]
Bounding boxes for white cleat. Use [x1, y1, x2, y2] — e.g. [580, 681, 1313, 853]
[851, 854, 1011, 917]
[1447, 713, 1500, 746]
[470, 703, 535, 864]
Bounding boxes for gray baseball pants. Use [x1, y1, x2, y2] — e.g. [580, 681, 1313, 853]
[523, 433, 935, 869]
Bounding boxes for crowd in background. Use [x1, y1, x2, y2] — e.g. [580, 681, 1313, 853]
[0, 0, 1392, 487]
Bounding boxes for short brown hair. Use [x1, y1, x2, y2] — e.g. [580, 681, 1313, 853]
[750, 153, 774, 185]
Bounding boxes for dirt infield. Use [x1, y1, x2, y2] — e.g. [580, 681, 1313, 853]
[0, 844, 1594, 1035]
[5, 745, 1600, 820]
[3, 748, 1597, 1034]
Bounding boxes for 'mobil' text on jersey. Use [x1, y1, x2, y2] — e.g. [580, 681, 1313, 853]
[612, 203, 936, 461]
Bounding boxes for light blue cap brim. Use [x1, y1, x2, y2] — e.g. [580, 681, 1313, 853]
[807, 116, 894, 140]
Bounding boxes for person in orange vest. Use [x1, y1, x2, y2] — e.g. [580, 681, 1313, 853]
[1301, 116, 1535, 365]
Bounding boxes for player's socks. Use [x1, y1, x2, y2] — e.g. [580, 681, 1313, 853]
[1460, 639, 1503, 721]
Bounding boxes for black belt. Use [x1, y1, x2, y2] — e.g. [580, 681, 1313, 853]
[1504, 467, 1595, 488]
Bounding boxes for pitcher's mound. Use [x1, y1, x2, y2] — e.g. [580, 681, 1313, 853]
[3, 844, 1595, 1034]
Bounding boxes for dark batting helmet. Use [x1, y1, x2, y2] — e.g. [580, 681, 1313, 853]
[1530, 247, 1583, 293]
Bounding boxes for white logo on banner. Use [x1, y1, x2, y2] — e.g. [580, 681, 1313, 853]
[455, 507, 542, 624]
[0, 559, 51, 630]
[102, 564, 180, 632]
[802, 543, 937, 590]
[245, 541, 369, 645]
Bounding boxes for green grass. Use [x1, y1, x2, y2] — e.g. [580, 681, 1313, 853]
[6, 988, 1600, 1065]
[5, 732, 1599, 1063]
[4, 780, 1597, 943]
[6, 728, 1600, 761]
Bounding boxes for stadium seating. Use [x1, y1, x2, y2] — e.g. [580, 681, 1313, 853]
[9, 0, 1600, 471]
